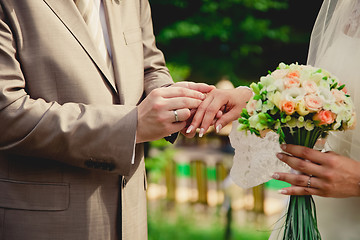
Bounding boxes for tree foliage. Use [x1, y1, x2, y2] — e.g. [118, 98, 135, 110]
[150, 0, 322, 85]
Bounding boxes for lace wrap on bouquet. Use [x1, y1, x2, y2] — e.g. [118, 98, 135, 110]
[229, 121, 290, 189]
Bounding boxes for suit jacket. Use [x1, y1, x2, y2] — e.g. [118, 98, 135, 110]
[0, 0, 173, 239]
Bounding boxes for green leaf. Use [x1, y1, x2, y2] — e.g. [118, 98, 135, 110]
[338, 84, 345, 90]
[241, 108, 250, 118]
[253, 94, 262, 100]
[330, 82, 338, 89]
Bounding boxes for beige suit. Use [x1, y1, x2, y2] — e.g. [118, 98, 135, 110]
[0, 0, 173, 239]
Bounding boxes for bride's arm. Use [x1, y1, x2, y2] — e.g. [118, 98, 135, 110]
[273, 144, 360, 198]
[182, 86, 253, 138]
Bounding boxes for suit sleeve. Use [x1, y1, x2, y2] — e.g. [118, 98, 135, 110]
[140, 0, 174, 94]
[0, 4, 137, 176]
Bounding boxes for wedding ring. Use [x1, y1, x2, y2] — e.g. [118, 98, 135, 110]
[307, 175, 312, 188]
[173, 110, 179, 122]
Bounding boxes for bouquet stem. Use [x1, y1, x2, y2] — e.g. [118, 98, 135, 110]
[281, 127, 323, 240]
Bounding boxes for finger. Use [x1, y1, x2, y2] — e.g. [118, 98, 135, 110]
[276, 152, 323, 177]
[214, 109, 241, 133]
[169, 121, 187, 134]
[278, 186, 320, 196]
[199, 98, 227, 135]
[170, 109, 191, 123]
[166, 97, 202, 111]
[156, 87, 206, 100]
[281, 144, 329, 165]
[180, 128, 197, 138]
[185, 96, 214, 135]
[173, 82, 215, 93]
[272, 172, 319, 189]
[216, 110, 223, 119]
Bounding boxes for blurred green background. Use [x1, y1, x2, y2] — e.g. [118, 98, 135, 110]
[151, 0, 323, 85]
[146, 1, 323, 239]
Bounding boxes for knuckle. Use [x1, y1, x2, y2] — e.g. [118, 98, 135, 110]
[326, 155, 337, 167]
[296, 160, 307, 172]
[301, 148, 313, 160]
[156, 114, 166, 123]
[178, 87, 186, 95]
[183, 109, 191, 119]
[181, 98, 189, 106]
[303, 188, 311, 195]
[322, 171, 333, 181]
[151, 88, 162, 97]
[152, 102, 164, 111]
[294, 177, 305, 186]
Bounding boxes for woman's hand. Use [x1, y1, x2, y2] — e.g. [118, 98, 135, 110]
[273, 144, 360, 198]
[182, 87, 253, 138]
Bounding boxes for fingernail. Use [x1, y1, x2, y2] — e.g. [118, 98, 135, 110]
[200, 93, 206, 100]
[199, 128, 205, 137]
[216, 124, 222, 133]
[280, 144, 286, 151]
[278, 189, 287, 194]
[276, 153, 283, 160]
[272, 173, 280, 180]
[186, 125, 194, 134]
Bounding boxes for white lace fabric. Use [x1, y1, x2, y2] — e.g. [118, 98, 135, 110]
[229, 121, 290, 189]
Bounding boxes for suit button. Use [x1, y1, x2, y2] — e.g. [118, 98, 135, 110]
[85, 160, 94, 168]
[108, 163, 115, 171]
[100, 162, 108, 170]
[93, 162, 101, 169]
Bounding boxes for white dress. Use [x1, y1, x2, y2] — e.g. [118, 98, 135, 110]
[229, 1, 360, 239]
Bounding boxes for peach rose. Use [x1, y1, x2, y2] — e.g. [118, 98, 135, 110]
[280, 100, 295, 115]
[284, 78, 300, 89]
[302, 80, 318, 94]
[287, 70, 300, 79]
[313, 110, 336, 125]
[331, 89, 345, 103]
[304, 94, 323, 112]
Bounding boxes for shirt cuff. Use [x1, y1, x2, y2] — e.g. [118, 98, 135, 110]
[131, 136, 136, 164]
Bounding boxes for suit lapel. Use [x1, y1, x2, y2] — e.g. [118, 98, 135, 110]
[103, 0, 125, 103]
[43, 0, 117, 93]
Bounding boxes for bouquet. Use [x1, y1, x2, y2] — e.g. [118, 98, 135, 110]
[238, 62, 356, 239]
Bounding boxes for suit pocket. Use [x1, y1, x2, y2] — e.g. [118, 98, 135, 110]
[0, 179, 70, 211]
[123, 28, 142, 45]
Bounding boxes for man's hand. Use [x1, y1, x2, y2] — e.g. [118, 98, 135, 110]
[136, 86, 206, 143]
[172, 81, 215, 94]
